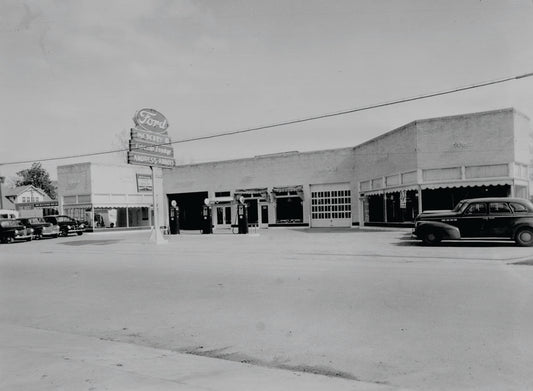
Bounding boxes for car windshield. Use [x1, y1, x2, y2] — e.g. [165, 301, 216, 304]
[29, 218, 45, 224]
[0, 220, 20, 228]
[56, 216, 74, 223]
[452, 201, 467, 212]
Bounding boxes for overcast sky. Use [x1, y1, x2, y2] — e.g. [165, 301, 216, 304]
[1, 0, 532, 182]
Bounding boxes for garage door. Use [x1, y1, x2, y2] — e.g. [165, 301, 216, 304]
[310, 183, 352, 227]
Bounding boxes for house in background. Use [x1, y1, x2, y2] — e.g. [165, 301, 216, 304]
[3, 185, 58, 218]
[0, 182, 18, 218]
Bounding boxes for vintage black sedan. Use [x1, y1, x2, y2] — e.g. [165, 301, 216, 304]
[0, 219, 33, 243]
[43, 215, 84, 237]
[413, 197, 533, 246]
[16, 217, 60, 239]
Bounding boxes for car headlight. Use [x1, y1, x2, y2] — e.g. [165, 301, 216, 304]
[67, 225, 71, 229]
[29, 228, 34, 233]
[79, 224, 85, 228]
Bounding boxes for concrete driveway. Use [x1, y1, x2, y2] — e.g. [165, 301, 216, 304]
[1, 227, 532, 390]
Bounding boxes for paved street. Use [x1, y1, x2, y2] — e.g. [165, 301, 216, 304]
[1, 227, 533, 390]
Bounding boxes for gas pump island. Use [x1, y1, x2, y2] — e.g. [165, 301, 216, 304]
[127, 108, 176, 244]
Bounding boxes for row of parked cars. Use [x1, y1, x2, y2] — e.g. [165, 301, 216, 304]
[0, 215, 85, 244]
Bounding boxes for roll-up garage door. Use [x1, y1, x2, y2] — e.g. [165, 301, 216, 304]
[310, 183, 352, 227]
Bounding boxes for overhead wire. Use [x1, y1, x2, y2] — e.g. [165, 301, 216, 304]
[1, 71, 532, 167]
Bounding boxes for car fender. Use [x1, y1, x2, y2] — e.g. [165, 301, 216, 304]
[416, 221, 461, 240]
[511, 219, 533, 236]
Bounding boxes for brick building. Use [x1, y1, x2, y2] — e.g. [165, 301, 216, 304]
[163, 108, 532, 229]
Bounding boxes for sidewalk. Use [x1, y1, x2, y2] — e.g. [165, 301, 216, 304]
[0, 323, 409, 391]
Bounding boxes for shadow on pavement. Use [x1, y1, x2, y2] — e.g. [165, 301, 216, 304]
[287, 227, 400, 233]
[60, 240, 122, 246]
[396, 236, 518, 248]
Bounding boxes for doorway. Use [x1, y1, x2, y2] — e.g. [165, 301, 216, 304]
[245, 199, 258, 225]
[215, 205, 232, 228]
[167, 191, 209, 230]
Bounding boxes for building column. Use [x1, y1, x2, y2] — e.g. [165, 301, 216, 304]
[383, 193, 388, 223]
[417, 185, 423, 214]
[359, 196, 365, 227]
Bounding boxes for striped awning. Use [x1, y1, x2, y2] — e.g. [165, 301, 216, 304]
[272, 185, 303, 193]
[383, 185, 419, 194]
[421, 179, 512, 190]
[362, 190, 384, 196]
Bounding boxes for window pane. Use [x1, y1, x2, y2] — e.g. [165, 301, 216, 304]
[465, 203, 486, 215]
[489, 202, 512, 214]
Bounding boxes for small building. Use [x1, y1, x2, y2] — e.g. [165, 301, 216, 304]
[163, 108, 532, 229]
[2, 185, 58, 218]
[0, 183, 17, 218]
[57, 162, 165, 229]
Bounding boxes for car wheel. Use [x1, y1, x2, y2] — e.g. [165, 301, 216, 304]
[26, 236, 32, 242]
[515, 228, 533, 247]
[422, 231, 441, 245]
[77, 231, 83, 236]
[7, 236, 14, 244]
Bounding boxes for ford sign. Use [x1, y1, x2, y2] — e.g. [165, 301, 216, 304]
[133, 108, 169, 133]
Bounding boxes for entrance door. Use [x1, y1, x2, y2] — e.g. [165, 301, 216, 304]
[310, 183, 352, 227]
[457, 201, 488, 237]
[215, 205, 232, 228]
[260, 203, 269, 228]
[245, 199, 259, 225]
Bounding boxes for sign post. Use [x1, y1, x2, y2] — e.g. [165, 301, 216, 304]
[148, 166, 166, 244]
[127, 108, 175, 245]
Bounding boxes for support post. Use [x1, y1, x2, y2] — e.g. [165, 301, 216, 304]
[417, 185, 423, 214]
[149, 166, 167, 244]
[383, 193, 388, 223]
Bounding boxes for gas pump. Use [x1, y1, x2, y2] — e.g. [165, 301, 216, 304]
[169, 200, 180, 235]
[202, 200, 213, 234]
[237, 197, 248, 234]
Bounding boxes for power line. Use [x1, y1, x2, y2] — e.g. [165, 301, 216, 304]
[1, 71, 532, 167]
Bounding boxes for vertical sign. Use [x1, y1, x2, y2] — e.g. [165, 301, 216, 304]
[127, 108, 175, 244]
[400, 190, 407, 209]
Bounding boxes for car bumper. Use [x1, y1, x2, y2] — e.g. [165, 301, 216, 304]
[41, 229, 60, 237]
[14, 234, 32, 241]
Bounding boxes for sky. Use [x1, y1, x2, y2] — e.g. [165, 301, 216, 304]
[1, 0, 533, 182]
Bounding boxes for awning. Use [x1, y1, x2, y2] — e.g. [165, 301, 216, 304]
[92, 204, 152, 209]
[234, 188, 269, 201]
[272, 185, 304, 200]
[421, 179, 512, 190]
[234, 188, 268, 195]
[205, 196, 234, 205]
[383, 185, 419, 194]
[272, 185, 303, 193]
[361, 190, 384, 196]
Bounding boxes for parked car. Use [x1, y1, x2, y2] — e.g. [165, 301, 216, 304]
[413, 197, 533, 246]
[0, 219, 33, 243]
[43, 215, 84, 237]
[16, 217, 60, 239]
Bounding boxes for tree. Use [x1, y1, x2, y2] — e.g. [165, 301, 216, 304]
[14, 162, 56, 199]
